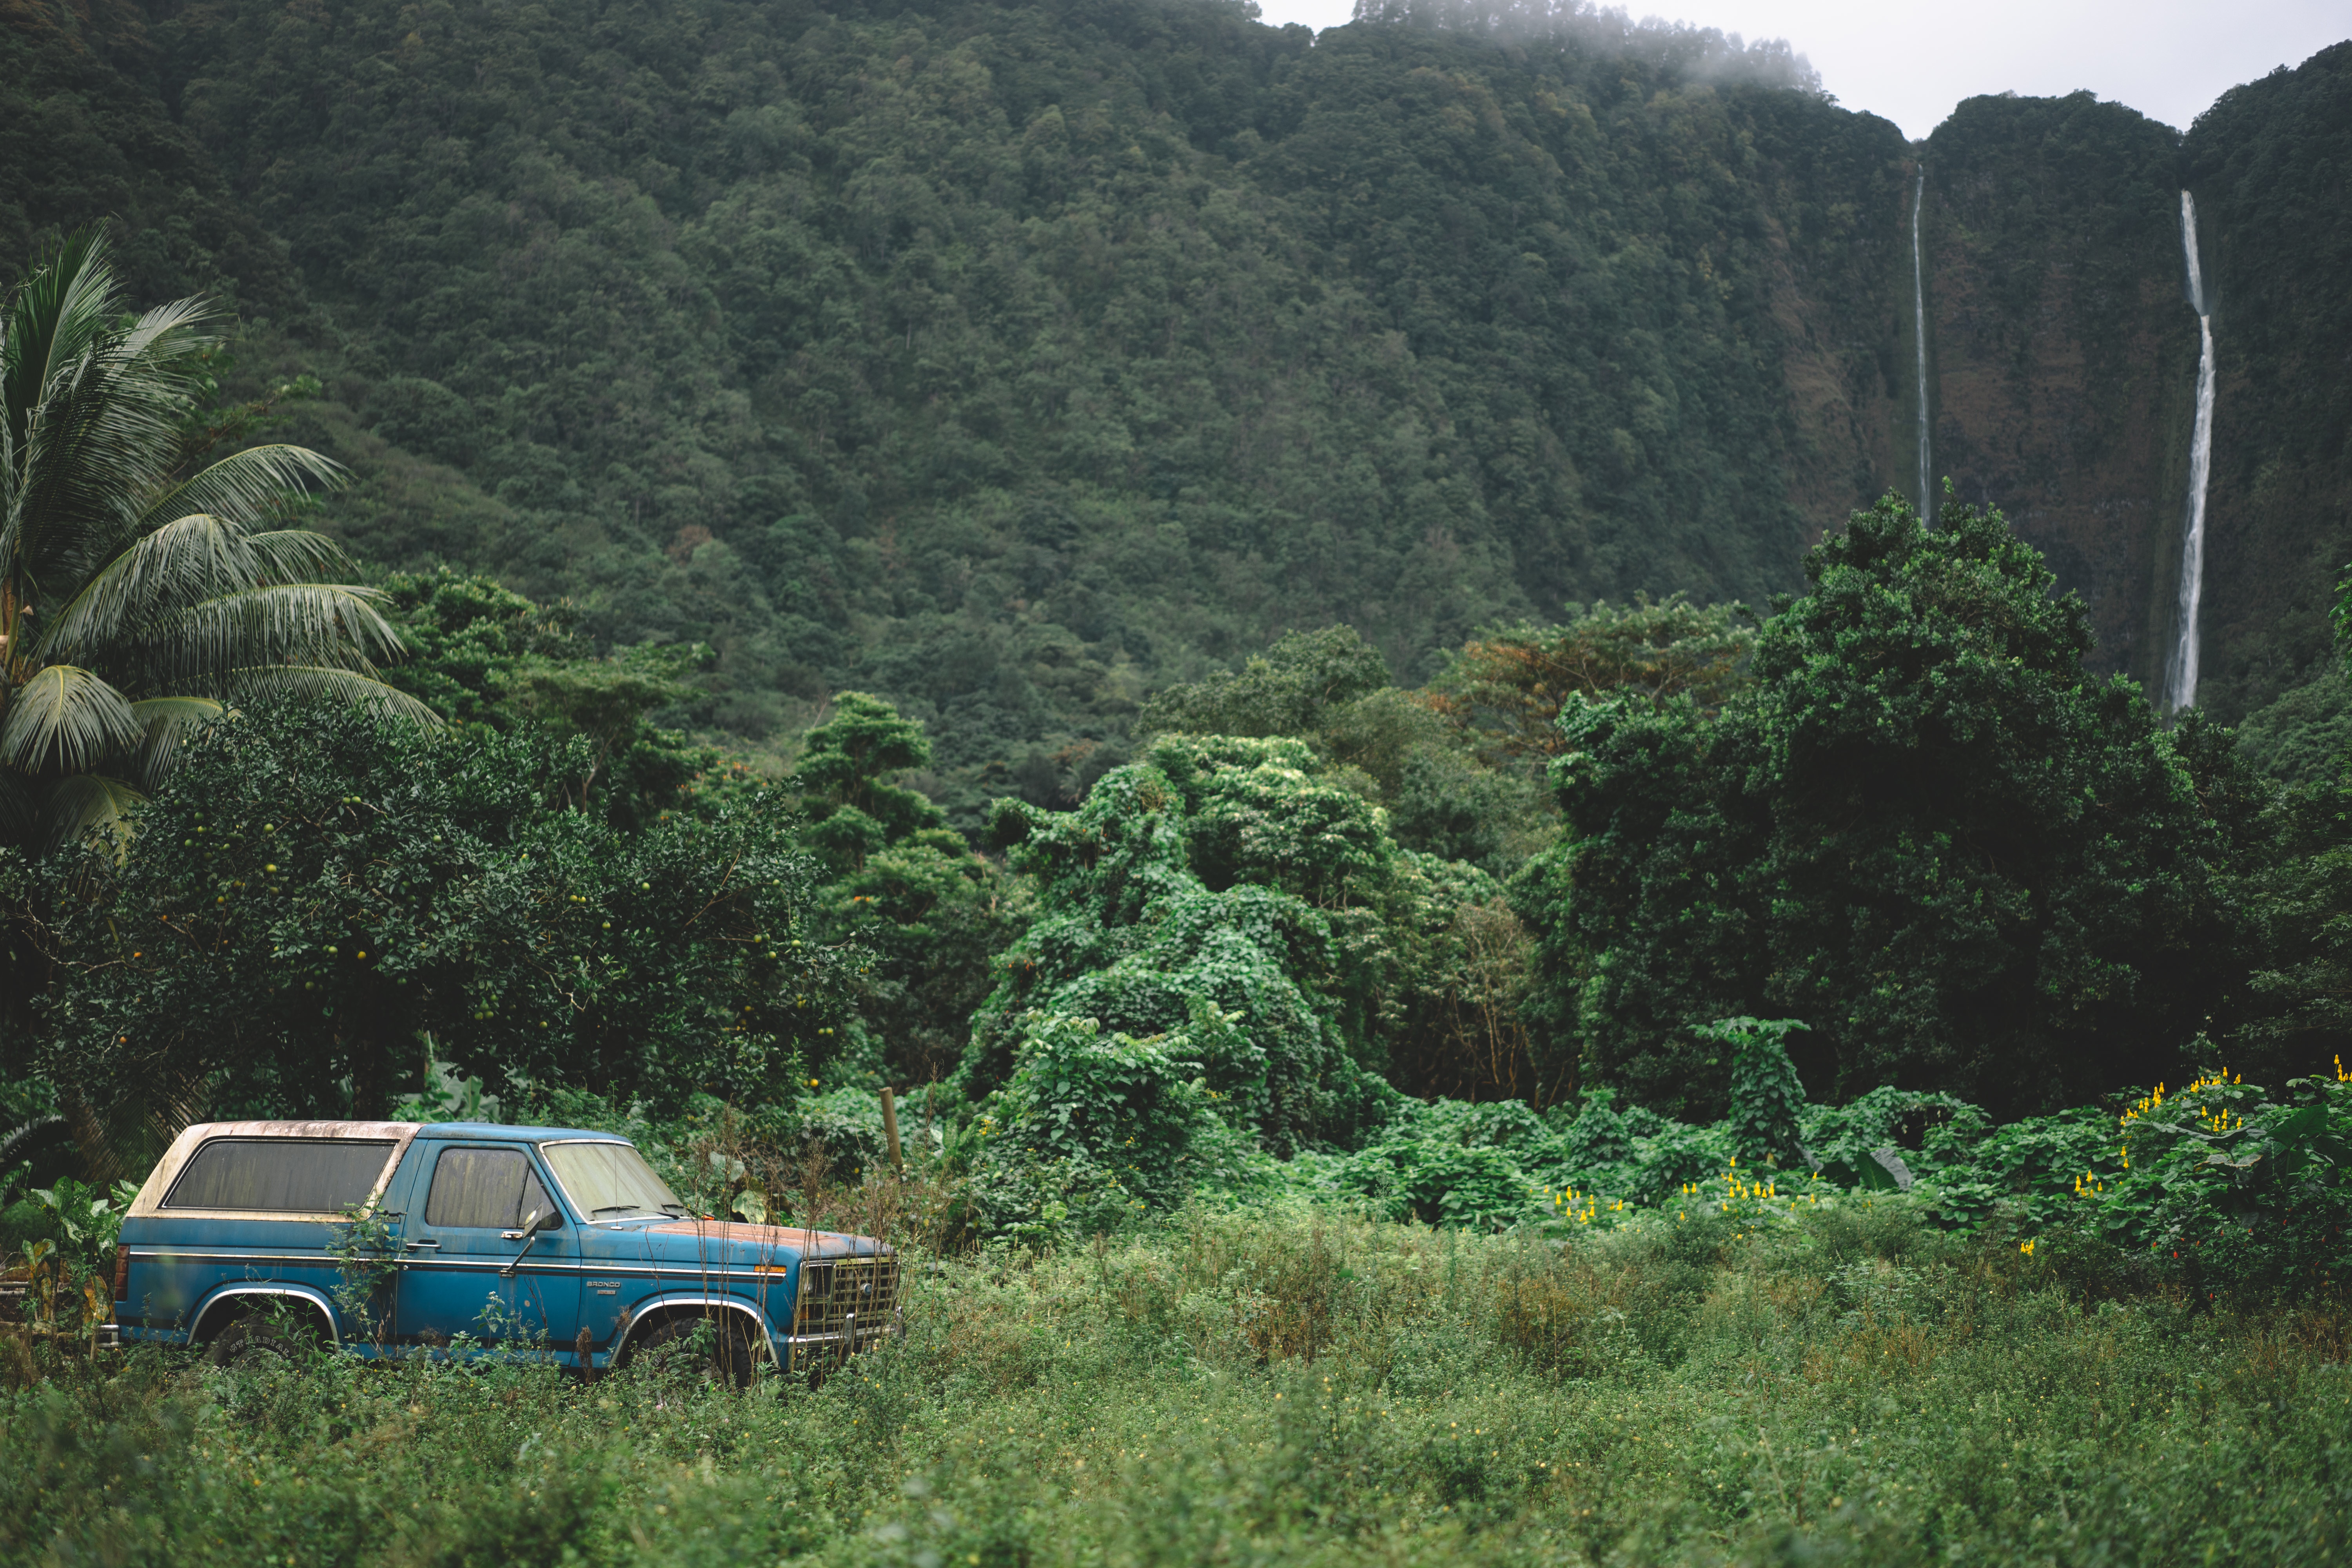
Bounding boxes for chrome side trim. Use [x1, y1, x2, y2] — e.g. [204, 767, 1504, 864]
[132, 1249, 791, 1290]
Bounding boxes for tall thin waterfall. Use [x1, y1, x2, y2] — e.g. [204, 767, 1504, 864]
[2165, 191, 2216, 712]
[1911, 170, 1931, 517]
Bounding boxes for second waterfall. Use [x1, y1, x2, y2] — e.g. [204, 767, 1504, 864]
[2165, 192, 2217, 713]
[1911, 169, 1931, 518]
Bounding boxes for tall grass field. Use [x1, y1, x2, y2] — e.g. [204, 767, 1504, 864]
[7, 1192, 2348, 1566]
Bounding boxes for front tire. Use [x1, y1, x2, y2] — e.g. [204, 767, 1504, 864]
[629, 1316, 759, 1391]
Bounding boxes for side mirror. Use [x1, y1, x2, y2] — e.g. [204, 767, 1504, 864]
[500, 1209, 558, 1275]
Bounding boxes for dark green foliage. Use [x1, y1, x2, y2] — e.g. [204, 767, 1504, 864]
[0, 2, 305, 318]
[1915, 91, 2199, 685]
[787, 693, 1022, 1085]
[2226, 774, 2352, 1083]
[1136, 627, 1392, 742]
[15, 704, 854, 1153]
[2232, 668, 2352, 786]
[964, 1011, 1214, 1235]
[1519, 495, 2240, 1117]
[789, 693, 954, 872]
[1147, 634, 1548, 874]
[969, 722, 1561, 1149]
[1511, 689, 1768, 1118]
[379, 569, 581, 733]
[381, 568, 728, 831]
[1555, 1088, 1631, 1168]
[5, 0, 2347, 804]
[1746, 495, 2224, 1105]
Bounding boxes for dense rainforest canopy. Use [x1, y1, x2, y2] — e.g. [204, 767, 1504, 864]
[1, 0, 2349, 1240]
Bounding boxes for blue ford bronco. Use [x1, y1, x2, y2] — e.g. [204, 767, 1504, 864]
[111, 1119, 899, 1384]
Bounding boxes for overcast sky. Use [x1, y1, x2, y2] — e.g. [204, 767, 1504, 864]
[1250, 0, 2349, 139]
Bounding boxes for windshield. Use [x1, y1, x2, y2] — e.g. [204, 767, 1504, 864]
[540, 1141, 687, 1222]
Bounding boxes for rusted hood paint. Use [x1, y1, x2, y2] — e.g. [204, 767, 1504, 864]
[643, 1221, 889, 1259]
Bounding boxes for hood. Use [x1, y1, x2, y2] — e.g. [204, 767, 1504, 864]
[639, 1220, 890, 1266]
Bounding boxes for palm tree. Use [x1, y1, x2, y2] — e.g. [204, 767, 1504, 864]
[0, 231, 430, 850]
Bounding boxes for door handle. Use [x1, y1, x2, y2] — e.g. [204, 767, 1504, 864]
[404, 1238, 440, 1250]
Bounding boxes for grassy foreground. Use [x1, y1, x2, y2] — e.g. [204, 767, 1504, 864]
[6, 1199, 2348, 1567]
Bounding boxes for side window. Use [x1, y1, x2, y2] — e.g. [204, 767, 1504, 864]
[423, 1147, 559, 1230]
[164, 1138, 395, 1212]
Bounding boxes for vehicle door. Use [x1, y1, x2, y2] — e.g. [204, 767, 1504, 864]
[393, 1142, 580, 1351]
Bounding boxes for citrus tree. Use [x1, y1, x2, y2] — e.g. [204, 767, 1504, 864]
[18, 702, 856, 1165]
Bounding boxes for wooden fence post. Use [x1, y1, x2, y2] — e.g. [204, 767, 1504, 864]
[880, 1085, 903, 1177]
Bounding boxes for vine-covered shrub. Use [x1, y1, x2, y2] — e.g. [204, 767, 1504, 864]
[960, 1009, 1265, 1242]
[1716, 1016, 1809, 1167]
[962, 737, 1408, 1154]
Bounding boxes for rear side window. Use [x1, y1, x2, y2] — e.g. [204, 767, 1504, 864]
[423, 1147, 555, 1230]
[163, 1138, 396, 1212]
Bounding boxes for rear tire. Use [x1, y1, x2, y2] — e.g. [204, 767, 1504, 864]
[206, 1316, 320, 1369]
[630, 1316, 759, 1391]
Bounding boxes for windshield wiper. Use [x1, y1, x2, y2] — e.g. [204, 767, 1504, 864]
[592, 1205, 648, 1216]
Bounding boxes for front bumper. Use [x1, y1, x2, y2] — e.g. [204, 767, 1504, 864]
[782, 1307, 904, 1370]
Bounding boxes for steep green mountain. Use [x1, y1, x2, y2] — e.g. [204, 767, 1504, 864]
[3, 0, 1922, 804]
[4, 0, 2347, 791]
[2185, 42, 2352, 725]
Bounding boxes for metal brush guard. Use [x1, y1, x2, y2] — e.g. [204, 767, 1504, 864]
[789, 1253, 902, 1375]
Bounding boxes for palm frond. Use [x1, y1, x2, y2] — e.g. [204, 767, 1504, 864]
[0, 664, 144, 772]
[126, 695, 225, 793]
[113, 296, 218, 375]
[227, 665, 441, 729]
[136, 443, 347, 537]
[2, 230, 119, 454]
[38, 771, 146, 857]
[33, 513, 255, 664]
[238, 528, 357, 585]
[11, 322, 207, 589]
[141, 583, 408, 688]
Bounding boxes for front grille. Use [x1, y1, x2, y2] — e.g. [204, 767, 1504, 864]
[790, 1254, 899, 1371]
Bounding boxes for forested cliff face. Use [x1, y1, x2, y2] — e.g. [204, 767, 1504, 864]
[1915, 93, 2200, 688]
[3, 0, 2347, 784]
